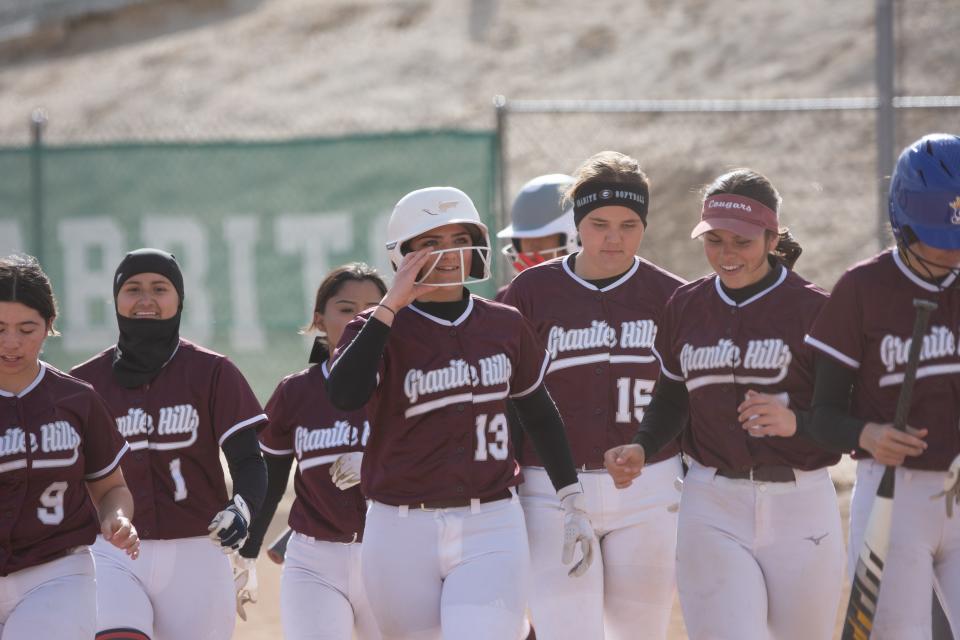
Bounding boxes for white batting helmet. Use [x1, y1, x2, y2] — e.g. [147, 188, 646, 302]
[386, 186, 492, 285]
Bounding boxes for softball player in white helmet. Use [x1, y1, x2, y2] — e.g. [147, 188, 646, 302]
[326, 186, 593, 640]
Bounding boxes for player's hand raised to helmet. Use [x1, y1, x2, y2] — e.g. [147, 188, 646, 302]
[376, 249, 440, 321]
[859, 422, 928, 466]
[737, 390, 796, 438]
[604, 444, 646, 489]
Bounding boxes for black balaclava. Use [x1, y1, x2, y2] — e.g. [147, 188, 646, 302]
[112, 248, 185, 388]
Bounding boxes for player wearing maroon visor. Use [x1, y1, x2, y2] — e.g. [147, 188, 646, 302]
[805, 133, 960, 638]
[240, 263, 386, 639]
[606, 169, 845, 640]
[494, 174, 578, 302]
[502, 151, 684, 640]
[327, 186, 592, 640]
[0, 255, 138, 639]
[71, 248, 267, 640]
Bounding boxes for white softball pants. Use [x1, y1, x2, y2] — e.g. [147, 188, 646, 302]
[281, 531, 381, 640]
[519, 456, 681, 640]
[0, 547, 95, 639]
[677, 460, 844, 640]
[848, 460, 960, 639]
[361, 495, 530, 640]
[93, 536, 235, 640]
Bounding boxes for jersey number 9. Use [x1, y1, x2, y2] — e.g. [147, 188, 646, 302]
[37, 481, 68, 525]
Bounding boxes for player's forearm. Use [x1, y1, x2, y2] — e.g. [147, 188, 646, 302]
[96, 485, 135, 523]
[240, 454, 292, 559]
[631, 375, 689, 456]
[223, 428, 268, 517]
[806, 354, 866, 452]
[511, 385, 579, 491]
[327, 317, 391, 410]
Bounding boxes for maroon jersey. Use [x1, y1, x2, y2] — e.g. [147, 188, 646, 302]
[71, 339, 266, 539]
[0, 363, 128, 576]
[806, 249, 960, 470]
[260, 361, 367, 543]
[333, 296, 549, 505]
[655, 268, 839, 471]
[503, 255, 685, 467]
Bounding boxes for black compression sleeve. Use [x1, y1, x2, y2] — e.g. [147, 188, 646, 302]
[222, 427, 267, 518]
[326, 317, 391, 410]
[807, 354, 866, 452]
[630, 376, 689, 457]
[511, 385, 579, 491]
[239, 454, 292, 559]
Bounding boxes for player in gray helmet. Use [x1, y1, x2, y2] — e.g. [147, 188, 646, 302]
[495, 174, 579, 300]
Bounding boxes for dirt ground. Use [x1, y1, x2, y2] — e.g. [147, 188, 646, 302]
[233, 460, 856, 639]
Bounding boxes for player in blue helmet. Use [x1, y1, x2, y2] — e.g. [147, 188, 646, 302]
[889, 133, 960, 280]
[804, 132, 960, 637]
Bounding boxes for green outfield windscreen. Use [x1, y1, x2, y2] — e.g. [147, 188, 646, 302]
[0, 131, 498, 401]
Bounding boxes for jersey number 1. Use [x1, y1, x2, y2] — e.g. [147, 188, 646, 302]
[474, 413, 509, 461]
[169, 458, 188, 501]
[615, 377, 654, 424]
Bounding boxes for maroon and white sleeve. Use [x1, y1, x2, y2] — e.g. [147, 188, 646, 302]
[651, 296, 684, 382]
[259, 381, 294, 457]
[509, 316, 550, 399]
[82, 391, 130, 481]
[804, 271, 863, 370]
[210, 359, 268, 446]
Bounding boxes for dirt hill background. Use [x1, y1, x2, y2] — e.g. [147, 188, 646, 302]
[1, 1, 958, 637]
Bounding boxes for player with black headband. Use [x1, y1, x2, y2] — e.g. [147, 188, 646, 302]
[805, 133, 960, 638]
[503, 151, 685, 640]
[71, 248, 267, 640]
[606, 168, 845, 640]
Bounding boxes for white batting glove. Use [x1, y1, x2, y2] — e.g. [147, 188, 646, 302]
[231, 553, 258, 621]
[558, 484, 595, 578]
[330, 452, 363, 490]
[208, 495, 251, 552]
[933, 453, 960, 518]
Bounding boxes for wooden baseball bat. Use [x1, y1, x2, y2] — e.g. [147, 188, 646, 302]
[266, 527, 293, 564]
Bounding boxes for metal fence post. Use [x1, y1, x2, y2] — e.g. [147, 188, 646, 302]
[29, 109, 47, 264]
[493, 94, 509, 288]
[876, 0, 895, 249]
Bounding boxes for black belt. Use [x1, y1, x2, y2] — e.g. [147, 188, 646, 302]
[715, 465, 795, 483]
[403, 488, 513, 510]
[578, 462, 607, 471]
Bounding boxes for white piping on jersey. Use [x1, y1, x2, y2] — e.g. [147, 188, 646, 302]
[298, 452, 343, 471]
[405, 390, 510, 418]
[0, 459, 27, 473]
[683, 366, 790, 392]
[713, 267, 788, 307]
[32, 447, 79, 469]
[651, 345, 684, 381]
[407, 297, 475, 326]
[561, 254, 640, 292]
[803, 335, 860, 369]
[547, 352, 656, 374]
[260, 443, 295, 456]
[0, 361, 47, 398]
[879, 362, 960, 387]
[85, 442, 130, 480]
[893, 248, 958, 292]
[511, 350, 550, 399]
[218, 413, 268, 446]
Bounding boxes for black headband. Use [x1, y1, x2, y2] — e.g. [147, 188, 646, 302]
[572, 183, 649, 227]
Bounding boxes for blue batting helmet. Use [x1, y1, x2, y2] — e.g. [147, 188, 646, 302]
[889, 133, 960, 250]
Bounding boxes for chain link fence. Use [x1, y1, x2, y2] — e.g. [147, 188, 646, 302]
[495, 98, 960, 290]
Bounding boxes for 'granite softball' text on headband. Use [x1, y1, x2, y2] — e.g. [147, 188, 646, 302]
[573, 183, 649, 227]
